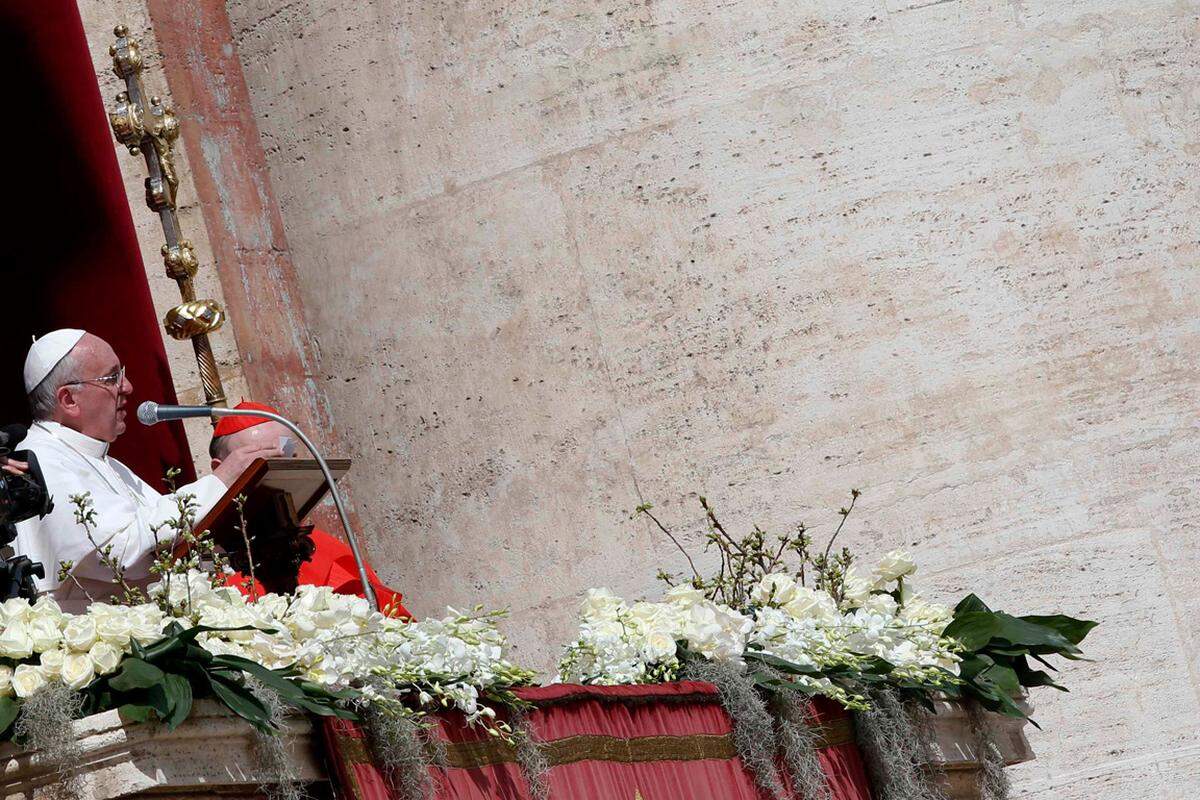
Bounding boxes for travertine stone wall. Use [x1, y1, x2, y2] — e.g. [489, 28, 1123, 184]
[234, 0, 1200, 797]
[76, 0, 250, 467]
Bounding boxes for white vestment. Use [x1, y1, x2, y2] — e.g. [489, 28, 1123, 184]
[12, 422, 226, 612]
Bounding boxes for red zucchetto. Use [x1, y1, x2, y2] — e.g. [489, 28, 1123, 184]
[213, 400, 279, 437]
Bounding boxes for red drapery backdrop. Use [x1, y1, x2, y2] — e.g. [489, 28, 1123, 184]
[0, 0, 195, 490]
[323, 682, 874, 800]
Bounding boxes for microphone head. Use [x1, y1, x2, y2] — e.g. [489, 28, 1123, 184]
[136, 401, 159, 426]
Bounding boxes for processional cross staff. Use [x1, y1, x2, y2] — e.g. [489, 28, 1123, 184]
[106, 24, 228, 417]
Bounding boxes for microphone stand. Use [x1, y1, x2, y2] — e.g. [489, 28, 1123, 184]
[210, 408, 379, 612]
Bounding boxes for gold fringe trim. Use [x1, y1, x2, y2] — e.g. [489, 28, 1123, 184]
[440, 717, 855, 770]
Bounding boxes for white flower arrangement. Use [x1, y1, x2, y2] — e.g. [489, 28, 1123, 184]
[0, 568, 531, 741]
[559, 550, 962, 709]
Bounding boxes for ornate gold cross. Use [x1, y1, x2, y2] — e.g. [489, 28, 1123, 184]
[106, 24, 228, 414]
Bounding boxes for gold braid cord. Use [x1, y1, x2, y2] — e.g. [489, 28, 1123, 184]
[107, 24, 228, 416]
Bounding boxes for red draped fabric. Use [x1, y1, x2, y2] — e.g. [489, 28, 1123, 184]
[0, 0, 195, 490]
[322, 683, 874, 800]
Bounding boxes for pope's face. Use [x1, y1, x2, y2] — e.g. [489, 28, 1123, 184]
[60, 334, 134, 442]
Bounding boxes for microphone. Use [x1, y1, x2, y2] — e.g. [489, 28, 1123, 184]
[135, 399, 379, 611]
[136, 401, 215, 425]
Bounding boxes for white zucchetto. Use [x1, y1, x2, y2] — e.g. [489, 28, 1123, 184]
[24, 329, 86, 393]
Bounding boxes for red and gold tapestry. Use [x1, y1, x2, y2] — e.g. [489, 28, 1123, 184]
[323, 682, 873, 800]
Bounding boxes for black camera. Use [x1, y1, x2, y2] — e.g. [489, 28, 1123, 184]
[0, 424, 48, 601]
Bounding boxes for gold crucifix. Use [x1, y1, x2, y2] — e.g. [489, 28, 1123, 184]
[106, 24, 228, 416]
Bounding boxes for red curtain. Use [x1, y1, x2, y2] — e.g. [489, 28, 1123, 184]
[323, 682, 874, 800]
[0, 0, 195, 489]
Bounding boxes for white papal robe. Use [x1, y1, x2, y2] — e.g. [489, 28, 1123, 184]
[12, 421, 226, 612]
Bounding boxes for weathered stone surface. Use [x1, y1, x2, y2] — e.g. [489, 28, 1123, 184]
[0, 700, 325, 799]
[71, 0, 1200, 797]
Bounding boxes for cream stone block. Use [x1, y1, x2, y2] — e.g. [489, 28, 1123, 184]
[0, 701, 325, 799]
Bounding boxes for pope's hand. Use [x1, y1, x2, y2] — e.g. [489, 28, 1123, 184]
[1, 457, 28, 476]
[212, 444, 285, 487]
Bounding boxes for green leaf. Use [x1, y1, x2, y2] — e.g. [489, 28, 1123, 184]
[163, 674, 193, 730]
[207, 673, 274, 733]
[117, 704, 157, 724]
[1013, 657, 1067, 692]
[1019, 614, 1098, 646]
[947, 610, 1081, 656]
[954, 594, 992, 615]
[978, 662, 1021, 697]
[944, 612, 1001, 651]
[743, 651, 821, 675]
[0, 697, 18, 735]
[109, 659, 167, 691]
[209, 655, 305, 701]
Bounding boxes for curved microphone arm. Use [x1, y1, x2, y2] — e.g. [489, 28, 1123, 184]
[211, 408, 379, 612]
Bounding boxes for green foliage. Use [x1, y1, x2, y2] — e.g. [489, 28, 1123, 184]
[75, 621, 360, 736]
[943, 594, 1097, 724]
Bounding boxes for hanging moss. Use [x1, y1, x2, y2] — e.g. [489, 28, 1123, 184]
[853, 687, 944, 800]
[245, 678, 305, 800]
[770, 688, 832, 800]
[361, 702, 438, 800]
[511, 709, 550, 800]
[14, 683, 86, 800]
[682, 659, 787, 800]
[965, 700, 1010, 800]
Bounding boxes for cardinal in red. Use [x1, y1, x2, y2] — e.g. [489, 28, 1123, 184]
[209, 401, 410, 618]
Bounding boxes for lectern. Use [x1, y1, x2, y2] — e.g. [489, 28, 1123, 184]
[190, 458, 350, 593]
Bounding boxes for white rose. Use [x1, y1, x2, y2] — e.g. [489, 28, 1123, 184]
[29, 618, 63, 654]
[840, 568, 872, 608]
[664, 584, 707, 608]
[251, 593, 290, 619]
[131, 614, 166, 647]
[751, 574, 799, 607]
[11, 664, 47, 698]
[862, 593, 898, 616]
[88, 641, 122, 675]
[38, 648, 66, 680]
[0, 598, 32, 625]
[782, 587, 839, 623]
[0, 621, 33, 659]
[642, 630, 679, 662]
[96, 615, 133, 650]
[0, 665, 12, 697]
[30, 597, 65, 626]
[580, 588, 625, 621]
[63, 617, 98, 652]
[872, 550, 917, 586]
[61, 653, 95, 690]
[901, 598, 953, 631]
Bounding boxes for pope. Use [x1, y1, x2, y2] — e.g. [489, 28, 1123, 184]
[208, 401, 410, 617]
[14, 329, 283, 611]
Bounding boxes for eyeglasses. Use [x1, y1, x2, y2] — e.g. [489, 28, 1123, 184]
[63, 365, 125, 389]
